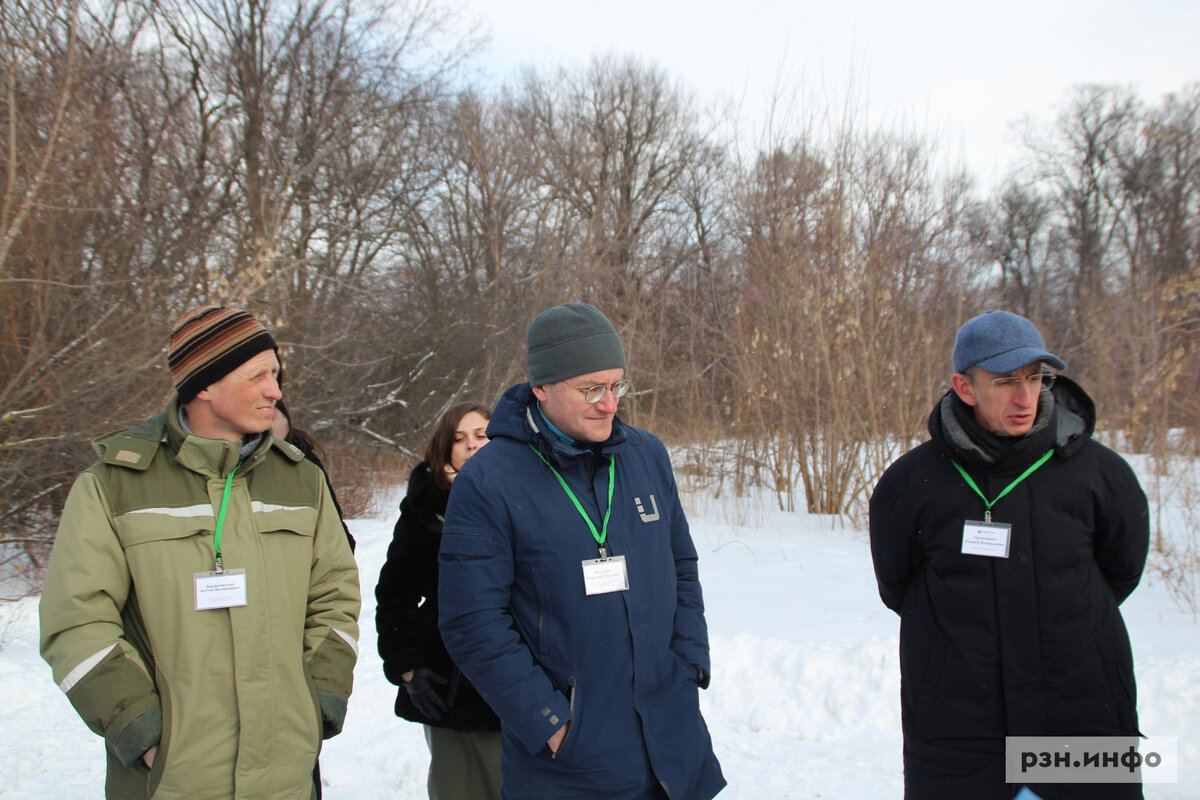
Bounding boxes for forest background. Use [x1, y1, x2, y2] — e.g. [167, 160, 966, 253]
[2, 0, 1199, 607]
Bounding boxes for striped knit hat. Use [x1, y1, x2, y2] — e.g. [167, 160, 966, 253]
[168, 306, 278, 403]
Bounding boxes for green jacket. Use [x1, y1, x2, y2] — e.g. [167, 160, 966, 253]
[40, 400, 360, 799]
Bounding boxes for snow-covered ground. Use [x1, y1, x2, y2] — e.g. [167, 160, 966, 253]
[3, 477, 1196, 798]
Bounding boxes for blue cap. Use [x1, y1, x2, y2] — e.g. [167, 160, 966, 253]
[953, 311, 1067, 374]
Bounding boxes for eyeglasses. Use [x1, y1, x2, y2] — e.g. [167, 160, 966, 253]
[570, 377, 632, 404]
[988, 372, 1057, 391]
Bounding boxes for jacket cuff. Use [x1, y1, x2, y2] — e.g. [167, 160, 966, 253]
[113, 705, 161, 768]
[381, 659, 415, 687]
[317, 689, 347, 739]
[514, 693, 571, 756]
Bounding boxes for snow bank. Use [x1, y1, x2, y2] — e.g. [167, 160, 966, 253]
[2, 487, 1196, 798]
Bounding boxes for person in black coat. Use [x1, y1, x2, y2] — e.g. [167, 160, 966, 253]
[870, 311, 1150, 800]
[376, 401, 500, 800]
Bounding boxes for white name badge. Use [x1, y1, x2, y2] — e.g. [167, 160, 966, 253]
[194, 569, 248, 610]
[961, 521, 1012, 558]
[581, 555, 630, 595]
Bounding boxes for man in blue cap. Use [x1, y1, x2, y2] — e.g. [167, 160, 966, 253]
[438, 302, 725, 800]
[869, 310, 1149, 799]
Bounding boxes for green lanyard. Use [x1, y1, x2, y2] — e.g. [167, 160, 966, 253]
[951, 449, 1053, 523]
[212, 462, 241, 573]
[530, 445, 616, 558]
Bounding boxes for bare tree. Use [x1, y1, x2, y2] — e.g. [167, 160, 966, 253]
[389, 88, 549, 413]
[1015, 84, 1200, 449]
[146, 0, 483, 464]
[1, 0, 205, 575]
[1, 0, 483, 576]
[972, 182, 1059, 319]
[518, 54, 725, 432]
[1018, 86, 1142, 411]
[725, 117, 982, 514]
[1112, 86, 1200, 446]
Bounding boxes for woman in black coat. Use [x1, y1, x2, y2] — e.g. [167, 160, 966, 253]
[376, 401, 500, 800]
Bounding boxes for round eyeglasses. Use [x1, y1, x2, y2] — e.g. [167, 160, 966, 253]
[571, 377, 632, 404]
[989, 372, 1057, 391]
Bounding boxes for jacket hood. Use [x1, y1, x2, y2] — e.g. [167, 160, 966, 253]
[91, 397, 293, 478]
[488, 382, 632, 464]
[1049, 374, 1095, 452]
[928, 374, 1096, 468]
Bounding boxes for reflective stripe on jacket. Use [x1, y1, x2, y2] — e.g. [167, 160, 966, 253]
[40, 399, 360, 800]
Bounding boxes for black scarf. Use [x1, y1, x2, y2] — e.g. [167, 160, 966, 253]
[941, 389, 1054, 465]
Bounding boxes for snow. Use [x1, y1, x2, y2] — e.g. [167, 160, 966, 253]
[3, 477, 1197, 799]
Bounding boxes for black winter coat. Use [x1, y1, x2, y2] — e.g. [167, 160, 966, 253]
[870, 377, 1149, 799]
[375, 462, 500, 732]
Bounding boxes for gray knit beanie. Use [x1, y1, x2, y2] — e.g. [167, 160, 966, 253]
[526, 302, 626, 385]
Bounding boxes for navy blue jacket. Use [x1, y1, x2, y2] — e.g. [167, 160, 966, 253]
[439, 383, 725, 800]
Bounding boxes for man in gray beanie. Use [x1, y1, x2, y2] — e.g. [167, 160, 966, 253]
[869, 310, 1148, 800]
[438, 302, 725, 800]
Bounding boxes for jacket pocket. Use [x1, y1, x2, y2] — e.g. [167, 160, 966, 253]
[251, 504, 318, 537]
[255, 508, 320, 581]
[301, 669, 326, 748]
[550, 677, 578, 762]
[530, 563, 567, 667]
[145, 660, 171, 797]
[116, 511, 212, 548]
[668, 648, 702, 689]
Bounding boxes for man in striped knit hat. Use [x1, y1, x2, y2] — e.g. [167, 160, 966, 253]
[40, 306, 360, 800]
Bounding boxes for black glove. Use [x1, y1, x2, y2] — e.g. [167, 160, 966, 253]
[404, 667, 448, 721]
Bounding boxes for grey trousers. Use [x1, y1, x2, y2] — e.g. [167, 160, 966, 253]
[424, 725, 502, 800]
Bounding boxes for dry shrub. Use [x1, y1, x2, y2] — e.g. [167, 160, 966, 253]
[1146, 455, 1200, 620]
[317, 437, 411, 523]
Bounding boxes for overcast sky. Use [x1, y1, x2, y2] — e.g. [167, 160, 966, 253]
[454, 0, 1200, 189]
